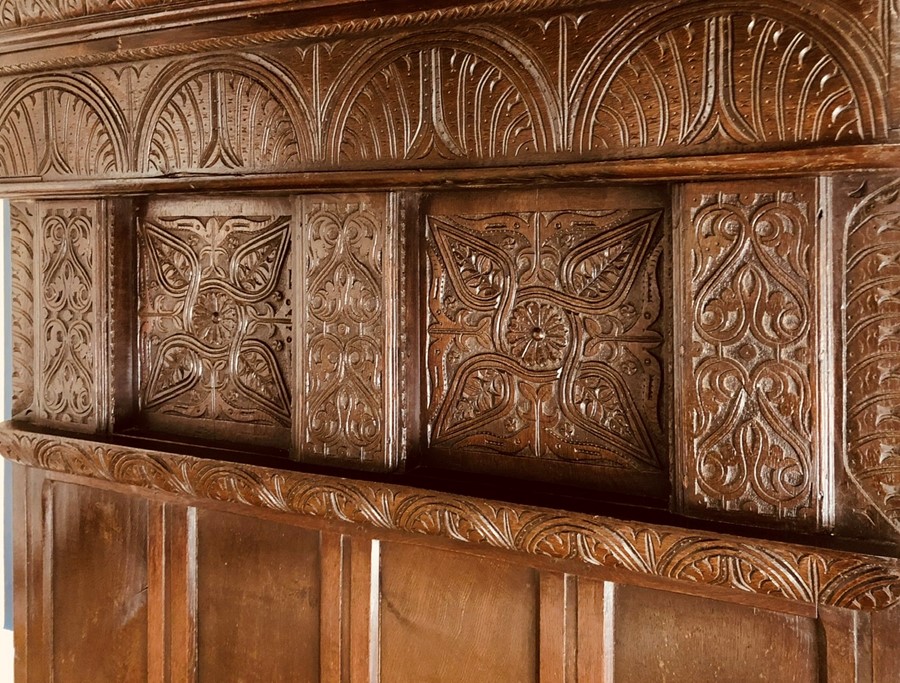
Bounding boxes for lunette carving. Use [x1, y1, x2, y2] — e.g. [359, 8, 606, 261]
[136, 56, 311, 174]
[0, 1, 887, 177]
[1, 427, 898, 611]
[681, 185, 821, 524]
[0, 74, 128, 178]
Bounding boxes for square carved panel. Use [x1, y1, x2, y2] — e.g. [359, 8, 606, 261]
[424, 189, 669, 496]
[138, 197, 293, 445]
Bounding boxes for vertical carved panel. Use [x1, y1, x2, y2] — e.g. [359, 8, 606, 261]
[10, 201, 35, 418]
[843, 174, 900, 536]
[138, 198, 293, 445]
[34, 201, 107, 430]
[678, 182, 823, 525]
[425, 190, 668, 496]
[296, 194, 400, 469]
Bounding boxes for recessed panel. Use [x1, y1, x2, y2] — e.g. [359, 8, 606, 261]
[424, 188, 670, 497]
[380, 542, 539, 683]
[50, 483, 149, 682]
[613, 584, 818, 683]
[137, 197, 293, 446]
[196, 509, 321, 682]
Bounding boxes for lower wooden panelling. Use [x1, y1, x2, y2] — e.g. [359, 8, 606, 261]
[14, 465, 900, 682]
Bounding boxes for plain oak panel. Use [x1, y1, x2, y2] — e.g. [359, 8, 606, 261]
[195, 508, 322, 683]
[49, 482, 149, 682]
[612, 584, 819, 683]
[379, 541, 540, 683]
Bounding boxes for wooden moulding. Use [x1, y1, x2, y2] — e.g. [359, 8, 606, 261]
[0, 145, 899, 199]
[2, 424, 899, 613]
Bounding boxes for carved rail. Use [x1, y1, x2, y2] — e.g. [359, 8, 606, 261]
[2, 425, 899, 612]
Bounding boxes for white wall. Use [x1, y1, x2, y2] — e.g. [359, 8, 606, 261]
[1, 198, 16, 678]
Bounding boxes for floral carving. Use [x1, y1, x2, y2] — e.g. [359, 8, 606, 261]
[298, 196, 399, 469]
[506, 302, 569, 370]
[427, 208, 665, 479]
[2, 427, 899, 611]
[682, 185, 820, 524]
[139, 209, 292, 435]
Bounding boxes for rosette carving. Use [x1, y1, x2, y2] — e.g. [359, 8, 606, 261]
[139, 208, 293, 436]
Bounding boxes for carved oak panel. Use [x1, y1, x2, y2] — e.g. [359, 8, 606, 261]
[24, 200, 110, 430]
[137, 197, 293, 446]
[296, 194, 401, 470]
[677, 181, 824, 527]
[10, 201, 35, 418]
[842, 173, 900, 538]
[424, 189, 669, 496]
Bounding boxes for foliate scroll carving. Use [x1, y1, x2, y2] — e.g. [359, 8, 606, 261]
[426, 200, 667, 489]
[36, 202, 105, 428]
[680, 183, 821, 525]
[0, 75, 128, 178]
[297, 195, 400, 469]
[845, 176, 900, 535]
[10, 202, 35, 418]
[2, 427, 899, 611]
[138, 199, 293, 442]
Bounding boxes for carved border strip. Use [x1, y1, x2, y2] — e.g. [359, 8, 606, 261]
[0, 0, 600, 75]
[1, 426, 898, 611]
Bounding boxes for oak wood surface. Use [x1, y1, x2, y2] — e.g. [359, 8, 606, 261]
[1, 0, 899, 680]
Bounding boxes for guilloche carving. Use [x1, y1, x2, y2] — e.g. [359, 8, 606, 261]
[680, 184, 821, 524]
[138, 204, 293, 438]
[427, 208, 666, 478]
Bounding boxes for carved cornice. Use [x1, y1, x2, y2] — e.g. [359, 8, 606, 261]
[1, 425, 899, 611]
[0, 0, 890, 186]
